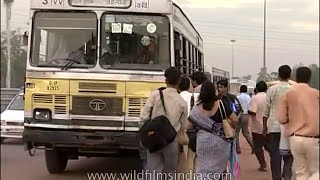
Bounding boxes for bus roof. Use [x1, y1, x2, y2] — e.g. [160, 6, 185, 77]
[31, 0, 173, 14]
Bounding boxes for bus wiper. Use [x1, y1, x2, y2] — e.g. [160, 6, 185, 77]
[49, 58, 81, 70]
[61, 59, 80, 70]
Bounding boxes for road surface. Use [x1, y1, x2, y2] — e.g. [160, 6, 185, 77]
[1, 136, 273, 180]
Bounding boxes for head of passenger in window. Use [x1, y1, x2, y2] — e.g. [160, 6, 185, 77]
[178, 76, 192, 93]
[141, 36, 151, 47]
[278, 65, 292, 81]
[165, 67, 181, 89]
[191, 71, 207, 88]
[217, 79, 229, 97]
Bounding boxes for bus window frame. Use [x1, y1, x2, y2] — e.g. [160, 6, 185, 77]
[99, 12, 171, 71]
[29, 10, 99, 69]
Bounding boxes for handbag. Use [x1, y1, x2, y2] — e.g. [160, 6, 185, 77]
[177, 127, 189, 145]
[139, 89, 177, 153]
[219, 100, 235, 139]
[187, 94, 197, 152]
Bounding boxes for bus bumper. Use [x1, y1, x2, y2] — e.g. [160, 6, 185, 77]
[23, 127, 140, 155]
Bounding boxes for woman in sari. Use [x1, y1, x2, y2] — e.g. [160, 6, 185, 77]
[188, 81, 238, 179]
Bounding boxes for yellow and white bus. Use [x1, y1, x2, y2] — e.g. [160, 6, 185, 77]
[23, 0, 204, 173]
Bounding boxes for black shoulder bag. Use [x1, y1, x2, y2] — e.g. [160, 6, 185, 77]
[139, 89, 177, 153]
[187, 94, 197, 152]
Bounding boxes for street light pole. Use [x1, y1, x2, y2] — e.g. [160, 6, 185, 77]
[4, 0, 14, 88]
[262, 0, 267, 80]
[230, 39, 236, 79]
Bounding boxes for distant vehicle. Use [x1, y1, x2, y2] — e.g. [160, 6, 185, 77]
[230, 78, 256, 96]
[204, 66, 230, 86]
[1, 93, 24, 143]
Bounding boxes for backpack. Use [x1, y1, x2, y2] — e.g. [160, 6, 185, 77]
[225, 94, 242, 115]
[139, 89, 177, 153]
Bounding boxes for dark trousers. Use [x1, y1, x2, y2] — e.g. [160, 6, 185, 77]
[281, 151, 294, 180]
[235, 114, 254, 151]
[268, 133, 294, 180]
[252, 133, 269, 167]
[269, 133, 282, 180]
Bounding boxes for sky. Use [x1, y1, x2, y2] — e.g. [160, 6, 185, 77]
[1, 0, 319, 80]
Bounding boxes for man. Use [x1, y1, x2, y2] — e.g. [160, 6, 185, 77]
[236, 85, 254, 154]
[178, 76, 199, 172]
[277, 67, 319, 180]
[249, 81, 269, 171]
[136, 36, 155, 64]
[140, 67, 188, 175]
[217, 80, 242, 119]
[263, 65, 292, 180]
[191, 71, 207, 93]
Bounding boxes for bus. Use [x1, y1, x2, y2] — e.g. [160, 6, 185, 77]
[230, 78, 256, 96]
[211, 67, 230, 86]
[23, 0, 204, 173]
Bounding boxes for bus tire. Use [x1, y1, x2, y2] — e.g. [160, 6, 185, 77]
[1, 138, 5, 143]
[45, 149, 68, 174]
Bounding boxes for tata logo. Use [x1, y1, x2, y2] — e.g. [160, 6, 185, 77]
[89, 99, 106, 111]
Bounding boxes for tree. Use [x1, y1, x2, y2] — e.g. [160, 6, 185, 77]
[256, 69, 273, 82]
[309, 64, 319, 90]
[1, 29, 27, 88]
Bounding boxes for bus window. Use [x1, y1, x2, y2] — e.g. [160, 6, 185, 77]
[31, 12, 97, 68]
[100, 14, 170, 71]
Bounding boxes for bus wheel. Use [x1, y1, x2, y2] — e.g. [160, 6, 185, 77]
[45, 149, 68, 174]
[1, 138, 5, 143]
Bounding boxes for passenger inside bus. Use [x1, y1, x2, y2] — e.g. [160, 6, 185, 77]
[135, 35, 155, 64]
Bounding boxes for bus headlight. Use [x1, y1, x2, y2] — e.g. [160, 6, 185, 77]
[1, 120, 6, 126]
[34, 110, 51, 121]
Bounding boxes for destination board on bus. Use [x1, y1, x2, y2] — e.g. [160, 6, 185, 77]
[70, 0, 131, 8]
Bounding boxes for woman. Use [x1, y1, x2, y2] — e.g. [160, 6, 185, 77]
[188, 81, 238, 178]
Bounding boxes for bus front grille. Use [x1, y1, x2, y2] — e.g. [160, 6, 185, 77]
[127, 98, 147, 117]
[71, 97, 123, 116]
[78, 82, 117, 93]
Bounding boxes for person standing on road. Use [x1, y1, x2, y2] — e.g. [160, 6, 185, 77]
[236, 85, 255, 154]
[249, 81, 269, 171]
[217, 80, 242, 116]
[188, 81, 238, 179]
[178, 75, 199, 172]
[277, 67, 319, 180]
[191, 71, 207, 93]
[263, 65, 292, 180]
[140, 67, 188, 175]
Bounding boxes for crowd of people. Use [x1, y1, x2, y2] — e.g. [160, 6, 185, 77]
[139, 65, 319, 180]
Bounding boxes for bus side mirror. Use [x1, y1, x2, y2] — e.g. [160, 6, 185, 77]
[174, 39, 181, 51]
[23, 31, 28, 46]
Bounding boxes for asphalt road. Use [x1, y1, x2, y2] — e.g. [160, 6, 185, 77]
[1, 136, 273, 180]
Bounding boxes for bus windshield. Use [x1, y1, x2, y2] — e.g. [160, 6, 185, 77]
[31, 12, 97, 68]
[100, 14, 170, 71]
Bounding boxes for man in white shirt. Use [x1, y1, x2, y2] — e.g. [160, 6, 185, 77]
[236, 85, 254, 154]
[263, 65, 292, 180]
[140, 67, 188, 175]
[178, 76, 199, 171]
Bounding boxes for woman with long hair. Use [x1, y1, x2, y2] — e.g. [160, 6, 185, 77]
[188, 81, 238, 178]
